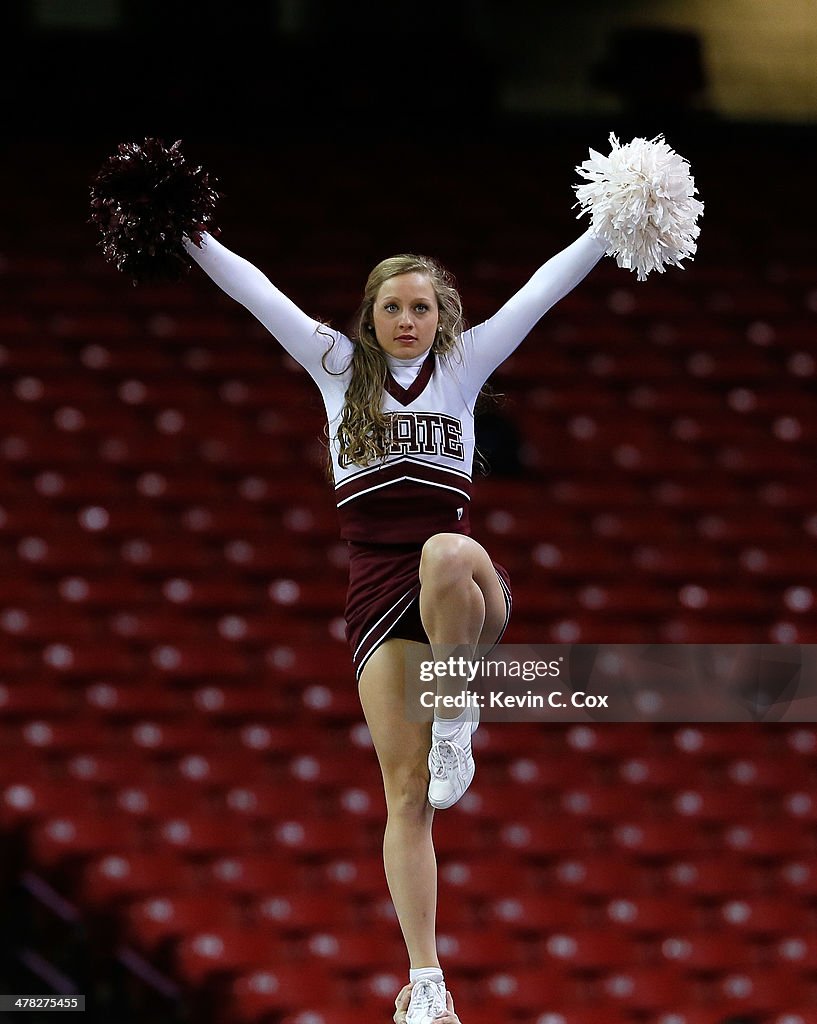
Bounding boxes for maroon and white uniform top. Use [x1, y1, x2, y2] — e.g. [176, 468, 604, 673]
[186, 231, 606, 542]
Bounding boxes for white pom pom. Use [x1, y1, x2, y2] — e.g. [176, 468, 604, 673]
[574, 133, 704, 282]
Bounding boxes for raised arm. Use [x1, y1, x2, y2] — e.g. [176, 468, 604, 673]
[184, 233, 352, 379]
[459, 228, 606, 390]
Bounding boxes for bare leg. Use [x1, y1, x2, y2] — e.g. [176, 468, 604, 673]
[359, 638, 439, 969]
[418, 533, 508, 718]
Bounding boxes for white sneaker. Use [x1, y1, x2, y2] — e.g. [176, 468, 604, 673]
[406, 979, 447, 1024]
[427, 704, 479, 809]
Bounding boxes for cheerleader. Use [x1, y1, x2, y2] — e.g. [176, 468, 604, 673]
[178, 225, 606, 1022]
[91, 134, 701, 1023]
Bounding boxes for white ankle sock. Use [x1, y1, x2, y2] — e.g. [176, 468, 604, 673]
[409, 966, 444, 985]
[433, 708, 469, 741]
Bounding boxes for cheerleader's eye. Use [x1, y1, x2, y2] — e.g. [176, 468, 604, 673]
[384, 303, 398, 313]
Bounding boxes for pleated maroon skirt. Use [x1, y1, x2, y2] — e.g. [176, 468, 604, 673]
[344, 540, 512, 681]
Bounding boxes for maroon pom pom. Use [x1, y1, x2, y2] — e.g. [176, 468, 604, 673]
[89, 138, 221, 284]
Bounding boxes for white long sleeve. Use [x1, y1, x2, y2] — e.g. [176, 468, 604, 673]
[183, 233, 352, 380]
[458, 229, 606, 398]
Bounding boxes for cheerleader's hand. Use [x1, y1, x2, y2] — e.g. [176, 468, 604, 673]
[393, 985, 461, 1023]
[393, 984, 412, 1023]
[433, 990, 461, 1022]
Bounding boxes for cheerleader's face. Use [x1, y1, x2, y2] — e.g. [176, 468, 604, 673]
[372, 273, 439, 360]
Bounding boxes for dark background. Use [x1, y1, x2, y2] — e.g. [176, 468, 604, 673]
[1, 3, 816, 1023]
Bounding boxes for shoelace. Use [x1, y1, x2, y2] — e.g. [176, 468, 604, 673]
[408, 980, 444, 1018]
[428, 739, 468, 779]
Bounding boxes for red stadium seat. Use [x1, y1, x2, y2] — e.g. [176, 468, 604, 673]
[0, 682, 73, 718]
[487, 894, 583, 933]
[271, 819, 367, 859]
[335, 783, 386, 823]
[773, 934, 817, 970]
[205, 854, 306, 896]
[671, 725, 767, 759]
[254, 892, 354, 933]
[148, 641, 251, 680]
[119, 535, 215, 574]
[434, 929, 522, 972]
[551, 853, 649, 898]
[267, 641, 353, 683]
[658, 931, 755, 973]
[610, 821, 707, 859]
[82, 850, 194, 906]
[602, 895, 700, 934]
[106, 609, 209, 644]
[655, 1011, 748, 1024]
[776, 859, 817, 898]
[191, 685, 289, 721]
[300, 683, 362, 723]
[111, 781, 210, 821]
[617, 753, 706, 790]
[219, 782, 320, 823]
[1, 780, 97, 828]
[231, 966, 340, 1022]
[559, 785, 647, 822]
[480, 968, 575, 1011]
[781, 789, 817, 823]
[429, 821, 488, 858]
[450, 781, 539, 822]
[499, 820, 587, 858]
[712, 968, 809, 1014]
[669, 785, 761, 822]
[438, 858, 535, 898]
[286, 751, 371, 790]
[533, 1012, 632, 1024]
[716, 896, 811, 935]
[563, 723, 656, 757]
[39, 640, 138, 678]
[280, 1013, 393, 1024]
[542, 929, 638, 971]
[174, 926, 286, 988]
[725, 754, 810, 791]
[598, 967, 686, 1011]
[469, 721, 550, 758]
[0, 746, 51, 783]
[303, 928, 405, 972]
[321, 854, 386, 897]
[84, 682, 186, 720]
[723, 821, 812, 859]
[170, 751, 269, 787]
[354, 970, 405, 1003]
[13, 718, 115, 753]
[152, 814, 259, 857]
[784, 727, 817, 758]
[664, 856, 764, 899]
[175, 503, 270, 537]
[126, 892, 240, 952]
[63, 749, 157, 785]
[29, 812, 144, 868]
[126, 719, 217, 756]
[505, 753, 594, 791]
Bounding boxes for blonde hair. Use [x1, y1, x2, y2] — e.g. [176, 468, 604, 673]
[322, 254, 464, 469]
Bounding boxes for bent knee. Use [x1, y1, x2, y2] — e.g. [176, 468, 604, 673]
[420, 533, 472, 585]
[382, 763, 432, 819]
